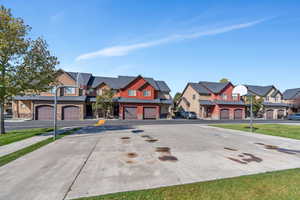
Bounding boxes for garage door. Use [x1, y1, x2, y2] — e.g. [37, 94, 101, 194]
[277, 110, 285, 119]
[266, 110, 274, 120]
[62, 106, 80, 120]
[220, 109, 230, 120]
[36, 105, 53, 120]
[124, 107, 137, 120]
[234, 109, 243, 120]
[143, 107, 157, 119]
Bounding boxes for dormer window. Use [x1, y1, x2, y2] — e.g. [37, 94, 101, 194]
[128, 90, 136, 96]
[143, 90, 151, 97]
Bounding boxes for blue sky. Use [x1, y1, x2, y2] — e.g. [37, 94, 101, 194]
[2, 0, 300, 95]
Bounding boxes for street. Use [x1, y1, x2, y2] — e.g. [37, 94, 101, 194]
[4, 119, 300, 131]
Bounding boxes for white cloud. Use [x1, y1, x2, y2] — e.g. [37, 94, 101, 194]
[76, 18, 270, 61]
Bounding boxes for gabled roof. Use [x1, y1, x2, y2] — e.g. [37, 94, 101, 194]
[283, 88, 300, 100]
[63, 71, 170, 92]
[189, 83, 210, 94]
[271, 89, 282, 98]
[199, 81, 231, 94]
[245, 85, 274, 97]
[66, 72, 93, 86]
[187, 81, 230, 95]
[90, 76, 120, 89]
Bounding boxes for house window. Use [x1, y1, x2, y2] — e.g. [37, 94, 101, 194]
[232, 94, 238, 101]
[193, 94, 196, 100]
[48, 87, 56, 94]
[265, 96, 270, 102]
[128, 90, 136, 96]
[65, 87, 76, 95]
[221, 94, 227, 100]
[143, 90, 151, 97]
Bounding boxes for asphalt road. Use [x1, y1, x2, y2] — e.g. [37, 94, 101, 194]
[4, 119, 300, 131]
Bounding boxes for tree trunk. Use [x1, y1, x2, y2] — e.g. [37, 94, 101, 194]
[0, 102, 5, 134]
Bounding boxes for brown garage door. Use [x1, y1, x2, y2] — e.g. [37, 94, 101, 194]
[124, 107, 137, 120]
[36, 105, 54, 120]
[62, 106, 80, 120]
[143, 107, 157, 119]
[278, 110, 285, 119]
[220, 109, 230, 120]
[234, 109, 243, 120]
[266, 110, 274, 120]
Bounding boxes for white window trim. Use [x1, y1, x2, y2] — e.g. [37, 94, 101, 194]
[128, 90, 137, 96]
[143, 90, 151, 97]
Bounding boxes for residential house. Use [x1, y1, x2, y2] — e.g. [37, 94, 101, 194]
[178, 81, 246, 120]
[283, 88, 300, 113]
[245, 85, 290, 119]
[12, 70, 172, 120]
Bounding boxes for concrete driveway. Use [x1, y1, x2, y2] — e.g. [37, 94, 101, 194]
[1, 124, 300, 200]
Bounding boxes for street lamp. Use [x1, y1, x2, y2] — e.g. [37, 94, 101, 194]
[233, 85, 254, 132]
[53, 85, 78, 140]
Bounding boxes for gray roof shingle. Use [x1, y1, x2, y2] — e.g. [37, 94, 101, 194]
[283, 88, 300, 100]
[189, 83, 210, 94]
[66, 72, 170, 92]
[199, 81, 230, 93]
[66, 72, 92, 86]
[14, 95, 87, 102]
[245, 85, 274, 97]
[262, 102, 291, 107]
[213, 100, 245, 106]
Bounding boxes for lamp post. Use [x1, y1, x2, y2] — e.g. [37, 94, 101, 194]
[249, 94, 254, 132]
[53, 85, 78, 140]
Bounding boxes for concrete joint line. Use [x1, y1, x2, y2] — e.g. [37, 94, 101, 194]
[62, 131, 103, 200]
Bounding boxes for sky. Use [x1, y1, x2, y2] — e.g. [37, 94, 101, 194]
[2, 0, 300, 96]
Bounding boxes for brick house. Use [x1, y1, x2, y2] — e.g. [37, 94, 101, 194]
[12, 70, 172, 120]
[245, 85, 290, 119]
[283, 88, 300, 114]
[178, 81, 246, 120]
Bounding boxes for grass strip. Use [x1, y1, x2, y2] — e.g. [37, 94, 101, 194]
[72, 168, 300, 200]
[210, 124, 300, 140]
[0, 128, 53, 146]
[0, 128, 80, 167]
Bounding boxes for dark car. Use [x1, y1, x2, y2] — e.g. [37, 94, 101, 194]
[287, 113, 300, 120]
[185, 112, 197, 119]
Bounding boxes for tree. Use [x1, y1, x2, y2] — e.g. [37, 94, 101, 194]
[173, 92, 182, 111]
[219, 78, 230, 83]
[244, 96, 264, 117]
[0, 6, 59, 134]
[93, 89, 114, 119]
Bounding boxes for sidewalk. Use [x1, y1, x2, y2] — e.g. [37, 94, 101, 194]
[0, 128, 72, 157]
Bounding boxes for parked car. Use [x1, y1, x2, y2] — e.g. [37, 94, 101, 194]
[287, 113, 300, 120]
[185, 112, 197, 119]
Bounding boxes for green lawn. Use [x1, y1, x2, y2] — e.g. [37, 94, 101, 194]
[0, 128, 79, 167]
[211, 124, 300, 140]
[0, 128, 53, 146]
[73, 168, 300, 200]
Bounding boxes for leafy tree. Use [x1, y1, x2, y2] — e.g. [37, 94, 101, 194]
[244, 96, 264, 117]
[93, 89, 114, 119]
[0, 6, 58, 134]
[219, 78, 230, 83]
[172, 92, 182, 111]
